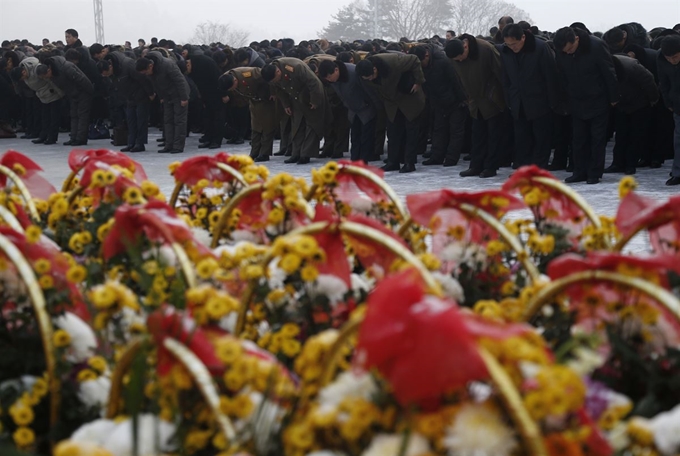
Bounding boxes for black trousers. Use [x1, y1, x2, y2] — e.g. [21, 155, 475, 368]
[611, 107, 651, 170]
[125, 102, 149, 147]
[226, 105, 249, 141]
[513, 110, 553, 168]
[322, 105, 350, 158]
[469, 112, 502, 172]
[350, 116, 376, 162]
[204, 99, 226, 145]
[163, 99, 188, 151]
[69, 94, 92, 143]
[572, 111, 609, 179]
[430, 104, 467, 163]
[386, 109, 421, 167]
[25, 97, 41, 136]
[40, 99, 61, 142]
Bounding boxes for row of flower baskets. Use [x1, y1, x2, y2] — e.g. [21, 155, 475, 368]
[0, 149, 677, 456]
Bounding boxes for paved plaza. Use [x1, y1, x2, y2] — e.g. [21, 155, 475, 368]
[2, 128, 676, 252]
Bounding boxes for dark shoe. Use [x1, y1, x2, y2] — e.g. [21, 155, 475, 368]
[422, 158, 443, 166]
[460, 168, 482, 177]
[156, 138, 165, 142]
[423, 152, 432, 159]
[32, 138, 46, 144]
[199, 136, 209, 143]
[367, 155, 382, 162]
[284, 156, 300, 164]
[463, 154, 472, 161]
[63, 140, 74, 146]
[71, 140, 87, 146]
[586, 177, 600, 184]
[650, 161, 663, 169]
[443, 158, 459, 167]
[624, 167, 636, 176]
[604, 165, 623, 174]
[381, 163, 400, 171]
[227, 138, 245, 145]
[254, 155, 270, 162]
[169, 149, 184, 154]
[208, 143, 221, 149]
[331, 152, 344, 159]
[44, 139, 56, 145]
[198, 143, 211, 149]
[399, 164, 416, 173]
[158, 149, 172, 154]
[21, 134, 39, 139]
[564, 175, 587, 184]
[120, 146, 133, 152]
[297, 157, 311, 165]
[479, 169, 497, 178]
[666, 176, 680, 186]
[637, 159, 651, 167]
[273, 150, 287, 156]
[129, 145, 145, 153]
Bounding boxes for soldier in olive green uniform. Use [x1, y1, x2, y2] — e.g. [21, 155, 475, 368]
[220, 67, 276, 162]
[262, 57, 326, 164]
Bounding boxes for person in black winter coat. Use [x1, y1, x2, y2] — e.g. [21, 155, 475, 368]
[186, 54, 225, 148]
[501, 25, 562, 168]
[65, 48, 108, 122]
[137, 51, 190, 153]
[658, 35, 680, 186]
[234, 48, 265, 68]
[40, 56, 93, 145]
[64, 29, 91, 64]
[554, 26, 619, 184]
[603, 23, 651, 53]
[102, 51, 155, 152]
[410, 44, 467, 166]
[606, 54, 659, 175]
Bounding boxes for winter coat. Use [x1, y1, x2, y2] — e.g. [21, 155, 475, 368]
[187, 54, 222, 101]
[555, 29, 619, 119]
[64, 39, 91, 64]
[19, 57, 64, 103]
[107, 51, 154, 104]
[45, 56, 93, 99]
[611, 55, 658, 114]
[145, 51, 189, 102]
[227, 67, 276, 133]
[501, 31, 562, 120]
[328, 62, 378, 125]
[420, 45, 467, 109]
[270, 57, 326, 137]
[451, 35, 506, 120]
[361, 53, 426, 122]
[658, 51, 680, 115]
[245, 48, 265, 68]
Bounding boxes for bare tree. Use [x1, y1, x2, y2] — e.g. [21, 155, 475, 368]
[319, 0, 373, 41]
[191, 21, 250, 47]
[450, 0, 532, 36]
[379, 0, 453, 40]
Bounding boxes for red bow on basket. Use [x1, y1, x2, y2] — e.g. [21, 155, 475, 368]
[333, 160, 389, 204]
[616, 192, 680, 255]
[68, 149, 147, 184]
[0, 150, 56, 200]
[102, 200, 213, 260]
[356, 269, 528, 409]
[172, 153, 238, 187]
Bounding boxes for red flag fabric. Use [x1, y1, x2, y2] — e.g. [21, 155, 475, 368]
[616, 192, 680, 254]
[0, 150, 56, 200]
[172, 153, 238, 187]
[68, 149, 147, 184]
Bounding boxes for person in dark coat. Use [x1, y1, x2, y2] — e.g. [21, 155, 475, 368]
[318, 59, 379, 162]
[410, 44, 467, 166]
[262, 57, 326, 164]
[65, 48, 108, 123]
[445, 34, 506, 178]
[356, 52, 426, 173]
[186, 54, 225, 149]
[39, 56, 93, 145]
[64, 29, 91, 64]
[500, 25, 562, 168]
[658, 35, 680, 186]
[605, 55, 658, 175]
[102, 51, 154, 152]
[234, 48, 266, 68]
[603, 23, 650, 53]
[136, 51, 190, 154]
[553, 27, 619, 184]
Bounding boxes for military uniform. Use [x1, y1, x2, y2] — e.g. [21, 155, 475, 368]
[269, 57, 326, 160]
[227, 67, 276, 159]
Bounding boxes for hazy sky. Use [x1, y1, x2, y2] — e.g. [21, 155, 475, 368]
[1, 0, 679, 45]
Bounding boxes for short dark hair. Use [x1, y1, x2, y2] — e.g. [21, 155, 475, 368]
[502, 24, 525, 41]
[10, 66, 24, 82]
[604, 26, 625, 50]
[444, 39, 465, 58]
[517, 21, 531, 30]
[317, 59, 337, 79]
[212, 50, 228, 66]
[89, 43, 104, 57]
[490, 26, 499, 35]
[138, 39, 146, 45]
[355, 59, 375, 77]
[569, 22, 591, 34]
[261, 63, 277, 82]
[446, 30, 455, 35]
[218, 73, 235, 91]
[36, 64, 49, 76]
[65, 29, 78, 38]
[409, 45, 428, 61]
[135, 58, 152, 72]
[661, 35, 680, 56]
[553, 27, 577, 51]
[64, 48, 81, 62]
[499, 16, 514, 25]
[337, 51, 353, 63]
[234, 48, 249, 63]
[96, 59, 111, 74]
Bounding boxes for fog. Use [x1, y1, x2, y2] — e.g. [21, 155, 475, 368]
[1, 0, 678, 45]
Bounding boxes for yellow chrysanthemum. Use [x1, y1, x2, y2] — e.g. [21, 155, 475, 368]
[25, 225, 42, 244]
[13, 427, 35, 447]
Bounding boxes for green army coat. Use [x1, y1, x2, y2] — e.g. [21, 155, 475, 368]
[227, 67, 276, 133]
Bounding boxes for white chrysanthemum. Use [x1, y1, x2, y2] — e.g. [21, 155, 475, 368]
[102, 414, 177, 456]
[443, 403, 517, 456]
[318, 371, 378, 415]
[350, 273, 373, 295]
[566, 347, 606, 377]
[650, 403, 680, 455]
[350, 198, 374, 213]
[307, 274, 349, 307]
[78, 376, 111, 416]
[219, 311, 238, 334]
[71, 419, 117, 446]
[191, 227, 212, 247]
[432, 271, 465, 302]
[267, 264, 287, 290]
[53, 312, 97, 363]
[440, 243, 466, 263]
[361, 433, 430, 456]
[231, 229, 259, 243]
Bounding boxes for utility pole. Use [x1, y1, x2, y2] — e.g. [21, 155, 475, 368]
[93, 0, 105, 43]
[373, 0, 378, 38]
